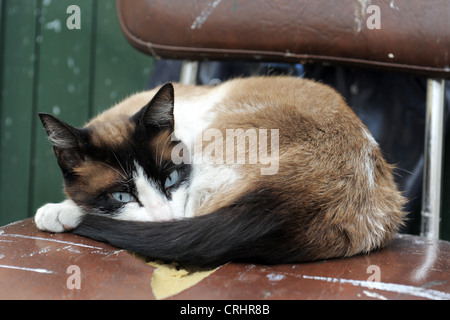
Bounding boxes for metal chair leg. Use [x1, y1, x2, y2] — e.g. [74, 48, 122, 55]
[421, 78, 446, 240]
[180, 61, 199, 85]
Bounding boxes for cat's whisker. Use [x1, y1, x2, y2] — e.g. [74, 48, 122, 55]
[154, 135, 162, 168]
[162, 160, 172, 171]
[158, 135, 172, 169]
[111, 150, 128, 179]
[99, 160, 127, 181]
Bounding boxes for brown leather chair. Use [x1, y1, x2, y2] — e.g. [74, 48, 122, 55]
[117, 0, 450, 239]
[1, 218, 450, 299]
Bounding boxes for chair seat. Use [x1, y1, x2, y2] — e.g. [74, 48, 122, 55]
[1, 218, 449, 299]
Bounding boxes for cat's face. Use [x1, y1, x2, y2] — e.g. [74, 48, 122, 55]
[39, 84, 190, 221]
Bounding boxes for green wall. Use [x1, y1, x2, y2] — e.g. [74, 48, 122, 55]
[0, 0, 155, 226]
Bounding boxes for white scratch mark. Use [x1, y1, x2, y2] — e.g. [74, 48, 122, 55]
[413, 240, 438, 282]
[302, 275, 450, 300]
[389, 0, 399, 10]
[267, 273, 285, 282]
[0, 233, 105, 250]
[39, 247, 52, 254]
[363, 290, 388, 300]
[191, 0, 222, 30]
[1, 220, 28, 228]
[238, 264, 256, 281]
[0, 264, 55, 274]
[354, 0, 372, 33]
[101, 249, 126, 259]
[58, 245, 81, 254]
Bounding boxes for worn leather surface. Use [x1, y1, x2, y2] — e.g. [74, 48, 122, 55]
[1, 218, 450, 299]
[116, 0, 450, 78]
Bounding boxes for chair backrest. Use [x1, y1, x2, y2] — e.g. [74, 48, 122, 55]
[116, 0, 450, 78]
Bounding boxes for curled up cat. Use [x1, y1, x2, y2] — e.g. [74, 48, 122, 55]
[35, 76, 406, 267]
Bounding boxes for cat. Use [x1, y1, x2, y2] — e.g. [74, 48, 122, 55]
[35, 76, 406, 267]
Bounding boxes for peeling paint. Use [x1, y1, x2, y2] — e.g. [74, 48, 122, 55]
[302, 274, 450, 300]
[45, 19, 61, 33]
[191, 0, 222, 30]
[354, 0, 371, 33]
[267, 273, 285, 281]
[389, 0, 399, 10]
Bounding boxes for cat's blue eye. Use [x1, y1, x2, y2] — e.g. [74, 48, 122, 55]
[164, 169, 179, 189]
[111, 192, 136, 203]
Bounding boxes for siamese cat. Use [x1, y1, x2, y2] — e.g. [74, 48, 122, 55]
[35, 76, 406, 267]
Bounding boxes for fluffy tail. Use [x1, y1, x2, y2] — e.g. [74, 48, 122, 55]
[72, 191, 309, 267]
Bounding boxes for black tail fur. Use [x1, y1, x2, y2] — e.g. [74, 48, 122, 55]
[72, 191, 309, 267]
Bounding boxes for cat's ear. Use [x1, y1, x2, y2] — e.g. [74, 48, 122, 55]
[38, 113, 85, 173]
[133, 83, 174, 130]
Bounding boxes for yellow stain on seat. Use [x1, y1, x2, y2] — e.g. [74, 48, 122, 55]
[148, 261, 219, 300]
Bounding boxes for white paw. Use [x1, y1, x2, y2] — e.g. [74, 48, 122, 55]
[35, 199, 84, 233]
